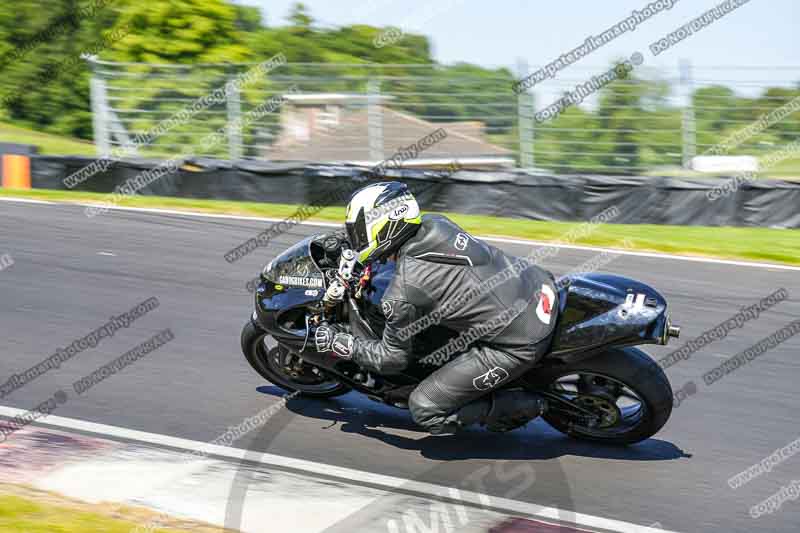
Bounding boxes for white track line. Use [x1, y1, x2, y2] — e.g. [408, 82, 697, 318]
[3, 196, 798, 272]
[0, 406, 675, 533]
[0, 196, 55, 205]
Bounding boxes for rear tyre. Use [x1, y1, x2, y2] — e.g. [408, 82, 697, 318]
[524, 347, 673, 445]
[241, 320, 350, 398]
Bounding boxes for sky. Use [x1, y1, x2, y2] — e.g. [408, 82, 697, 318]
[234, 0, 798, 104]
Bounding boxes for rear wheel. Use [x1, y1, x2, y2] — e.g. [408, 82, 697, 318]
[523, 347, 673, 445]
[241, 320, 350, 398]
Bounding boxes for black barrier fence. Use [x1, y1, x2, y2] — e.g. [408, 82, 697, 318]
[29, 156, 800, 228]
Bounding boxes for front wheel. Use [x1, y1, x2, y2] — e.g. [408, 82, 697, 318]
[241, 320, 350, 398]
[523, 347, 673, 445]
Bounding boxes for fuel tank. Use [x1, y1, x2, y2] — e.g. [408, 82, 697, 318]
[549, 273, 671, 360]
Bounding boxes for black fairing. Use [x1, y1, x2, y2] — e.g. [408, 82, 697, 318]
[548, 273, 669, 361]
[253, 237, 670, 380]
[254, 235, 325, 352]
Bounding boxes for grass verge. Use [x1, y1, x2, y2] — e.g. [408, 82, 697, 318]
[0, 483, 229, 532]
[1, 187, 797, 266]
[0, 122, 95, 156]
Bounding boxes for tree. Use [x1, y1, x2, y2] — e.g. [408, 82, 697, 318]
[0, 0, 254, 140]
[594, 66, 646, 174]
[288, 2, 312, 30]
[233, 4, 262, 33]
[108, 0, 250, 64]
[0, 0, 121, 137]
[758, 87, 800, 145]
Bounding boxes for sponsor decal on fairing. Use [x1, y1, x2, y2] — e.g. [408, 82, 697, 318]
[278, 275, 324, 288]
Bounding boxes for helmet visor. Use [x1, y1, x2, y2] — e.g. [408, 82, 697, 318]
[345, 207, 370, 253]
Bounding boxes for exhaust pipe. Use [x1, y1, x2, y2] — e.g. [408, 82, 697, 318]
[660, 316, 681, 345]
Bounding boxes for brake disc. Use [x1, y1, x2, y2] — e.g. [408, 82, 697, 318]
[269, 346, 326, 384]
[574, 394, 621, 428]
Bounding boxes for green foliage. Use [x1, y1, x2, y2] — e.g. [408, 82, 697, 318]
[532, 66, 799, 174]
[534, 67, 681, 174]
[233, 4, 263, 33]
[0, 0, 251, 140]
[0, 120, 95, 155]
[0, 0, 797, 173]
[288, 2, 313, 29]
[108, 0, 251, 63]
[0, 0, 121, 138]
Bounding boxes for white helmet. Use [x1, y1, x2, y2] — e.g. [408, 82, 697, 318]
[345, 182, 421, 264]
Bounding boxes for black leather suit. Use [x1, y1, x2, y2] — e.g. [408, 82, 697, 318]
[349, 214, 559, 434]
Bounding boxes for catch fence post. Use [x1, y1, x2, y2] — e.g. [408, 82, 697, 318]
[680, 59, 696, 169]
[88, 56, 111, 157]
[227, 66, 243, 160]
[368, 77, 384, 162]
[516, 59, 535, 169]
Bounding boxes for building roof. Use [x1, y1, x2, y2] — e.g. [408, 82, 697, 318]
[282, 93, 394, 105]
[268, 105, 514, 165]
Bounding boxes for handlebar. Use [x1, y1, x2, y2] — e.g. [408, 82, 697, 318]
[322, 248, 358, 306]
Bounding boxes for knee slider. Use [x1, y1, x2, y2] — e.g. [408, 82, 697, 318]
[408, 386, 435, 426]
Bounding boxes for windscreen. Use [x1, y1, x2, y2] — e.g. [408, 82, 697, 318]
[262, 236, 325, 289]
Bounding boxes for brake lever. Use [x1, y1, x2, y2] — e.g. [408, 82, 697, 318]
[300, 314, 312, 353]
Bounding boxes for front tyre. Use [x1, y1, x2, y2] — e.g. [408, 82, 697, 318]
[524, 347, 673, 445]
[241, 320, 350, 398]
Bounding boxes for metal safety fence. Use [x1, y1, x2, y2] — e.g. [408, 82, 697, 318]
[88, 58, 800, 176]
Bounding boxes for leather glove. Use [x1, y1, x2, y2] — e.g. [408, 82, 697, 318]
[314, 323, 354, 358]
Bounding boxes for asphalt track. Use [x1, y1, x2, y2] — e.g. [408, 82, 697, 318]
[1, 199, 798, 532]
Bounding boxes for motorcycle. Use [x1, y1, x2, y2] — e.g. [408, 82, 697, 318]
[242, 232, 680, 445]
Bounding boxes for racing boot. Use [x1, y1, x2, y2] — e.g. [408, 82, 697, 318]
[483, 390, 548, 432]
[437, 391, 547, 434]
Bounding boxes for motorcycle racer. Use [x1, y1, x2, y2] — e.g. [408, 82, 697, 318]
[314, 181, 558, 434]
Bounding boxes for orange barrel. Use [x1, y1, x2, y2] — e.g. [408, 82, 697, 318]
[0, 143, 37, 189]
